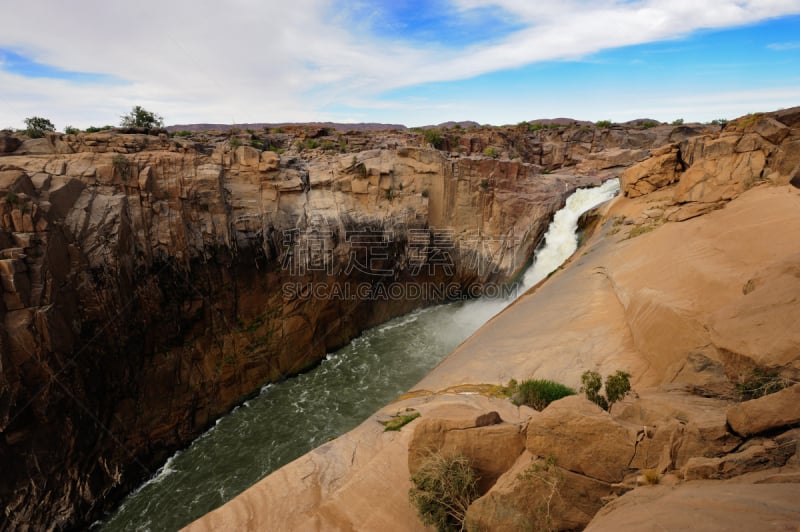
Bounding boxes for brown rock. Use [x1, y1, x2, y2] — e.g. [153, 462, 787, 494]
[585, 481, 800, 531]
[620, 148, 680, 198]
[526, 396, 636, 483]
[0, 131, 22, 153]
[465, 451, 611, 531]
[727, 384, 800, 437]
[682, 439, 795, 480]
[259, 151, 280, 172]
[753, 116, 790, 144]
[408, 407, 524, 493]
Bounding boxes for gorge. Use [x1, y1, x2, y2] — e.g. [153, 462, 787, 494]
[1, 119, 669, 529]
[2, 107, 799, 531]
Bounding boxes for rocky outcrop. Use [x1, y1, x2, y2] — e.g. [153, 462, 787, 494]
[0, 120, 683, 529]
[186, 108, 800, 532]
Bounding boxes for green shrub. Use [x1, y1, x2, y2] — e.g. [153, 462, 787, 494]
[409, 453, 478, 532]
[5, 191, 20, 205]
[528, 122, 545, 131]
[512, 379, 576, 411]
[422, 129, 444, 149]
[735, 368, 790, 401]
[641, 121, 659, 129]
[64, 125, 80, 135]
[120, 105, 164, 129]
[671, 118, 684, 126]
[383, 411, 420, 431]
[581, 370, 632, 410]
[230, 137, 242, 149]
[483, 146, 499, 158]
[112, 154, 130, 181]
[605, 371, 632, 404]
[173, 130, 193, 137]
[85, 125, 113, 133]
[595, 120, 613, 128]
[24, 116, 55, 138]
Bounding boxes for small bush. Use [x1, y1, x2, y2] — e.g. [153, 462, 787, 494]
[85, 125, 113, 133]
[421, 189, 429, 198]
[422, 129, 444, 149]
[735, 368, 791, 401]
[24, 116, 55, 138]
[512, 379, 576, 411]
[383, 411, 420, 431]
[409, 453, 478, 532]
[480, 179, 490, 190]
[605, 370, 632, 404]
[64, 125, 80, 135]
[595, 120, 613, 128]
[230, 138, 242, 149]
[112, 154, 130, 181]
[671, 118, 684, 126]
[642, 468, 660, 485]
[173, 130, 193, 137]
[641, 121, 659, 129]
[581, 370, 632, 410]
[5, 191, 20, 205]
[483, 146, 499, 158]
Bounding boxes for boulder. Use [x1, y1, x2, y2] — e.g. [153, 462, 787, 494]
[526, 396, 636, 483]
[727, 384, 800, 437]
[682, 438, 795, 480]
[408, 407, 525, 493]
[620, 146, 681, 198]
[0, 132, 22, 153]
[465, 451, 611, 531]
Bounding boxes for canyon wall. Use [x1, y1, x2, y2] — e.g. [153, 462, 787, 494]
[0, 122, 682, 529]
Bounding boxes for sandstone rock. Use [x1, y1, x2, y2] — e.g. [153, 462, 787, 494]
[585, 481, 800, 531]
[259, 151, 280, 172]
[674, 149, 765, 204]
[408, 406, 524, 493]
[709, 255, 800, 369]
[752, 116, 790, 145]
[665, 201, 726, 222]
[613, 392, 739, 472]
[620, 148, 680, 197]
[526, 396, 636, 483]
[727, 385, 800, 437]
[682, 439, 795, 480]
[234, 145, 261, 168]
[465, 451, 611, 531]
[0, 132, 22, 153]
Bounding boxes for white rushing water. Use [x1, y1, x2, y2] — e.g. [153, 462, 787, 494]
[101, 178, 619, 531]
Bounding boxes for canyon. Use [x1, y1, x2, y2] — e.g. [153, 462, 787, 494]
[185, 108, 800, 531]
[0, 119, 689, 529]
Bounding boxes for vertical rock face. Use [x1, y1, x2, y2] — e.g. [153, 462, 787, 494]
[0, 124, 672, 529]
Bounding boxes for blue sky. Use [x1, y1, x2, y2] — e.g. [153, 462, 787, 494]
[1, 1, 799, 129]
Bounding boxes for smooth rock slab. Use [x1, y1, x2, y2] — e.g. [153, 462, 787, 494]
[727, 384, 800, 437]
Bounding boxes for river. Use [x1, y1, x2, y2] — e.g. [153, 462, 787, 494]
[99, 178, 620, 531]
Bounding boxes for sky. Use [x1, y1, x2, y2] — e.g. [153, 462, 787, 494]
[1, 0, 799, 129]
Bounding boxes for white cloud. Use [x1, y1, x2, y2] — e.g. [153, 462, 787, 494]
[768, 41, 800, 50]
[0, 0, 798, 128]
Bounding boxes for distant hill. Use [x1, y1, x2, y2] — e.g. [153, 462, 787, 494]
[166, 122, 408, 132]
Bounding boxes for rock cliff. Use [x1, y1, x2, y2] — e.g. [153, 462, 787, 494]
[0, 122, 680, 529]
[185, 108, 800, 531]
